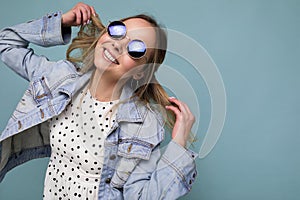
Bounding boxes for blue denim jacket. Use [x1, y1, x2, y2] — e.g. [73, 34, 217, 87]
[0, 11, 197, 199]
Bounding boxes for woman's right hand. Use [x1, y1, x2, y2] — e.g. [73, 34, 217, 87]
[62, 2, 96, 27]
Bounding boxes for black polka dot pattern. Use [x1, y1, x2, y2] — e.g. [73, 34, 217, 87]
[43, 88, 118, 199]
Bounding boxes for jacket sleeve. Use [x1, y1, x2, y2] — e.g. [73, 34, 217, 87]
[123, 140, 198, 199]
[0, 11, 71, 81]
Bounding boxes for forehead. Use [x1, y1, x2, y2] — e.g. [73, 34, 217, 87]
[123, 18, 156, 49]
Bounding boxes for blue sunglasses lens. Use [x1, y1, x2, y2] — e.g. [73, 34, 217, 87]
[108, 21, 126, 39]
[127, 40, 146, 59]
[108, 21, 147, 59]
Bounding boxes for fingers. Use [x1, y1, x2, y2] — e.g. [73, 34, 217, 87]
[90, 5, 96, 17]
[73, 3, 97, 25]
[81, 3, 93, 23]
[73, 8, 82, 25]
[166, 97, 195, 123]
[181, 101, 195, 122]
[167, 97, 187, 115]
[165, 102, 181, 119]
[166, 97, 195, 147]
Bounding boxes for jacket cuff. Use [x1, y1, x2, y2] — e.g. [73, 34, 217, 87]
[42, 11, 71, 45]
[161, 140, 198, 189]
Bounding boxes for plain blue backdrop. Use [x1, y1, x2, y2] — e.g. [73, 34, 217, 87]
[0, 0, 299, 199]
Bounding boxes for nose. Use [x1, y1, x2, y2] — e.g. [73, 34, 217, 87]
[112, 41, 122, 55]
[111, 37, 130, 55]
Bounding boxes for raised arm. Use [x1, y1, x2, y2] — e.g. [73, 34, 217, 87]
[0, 2, 95, 81]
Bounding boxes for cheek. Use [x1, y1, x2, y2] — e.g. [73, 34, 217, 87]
[120, 56, 145, 76]
[122, 56, 137, 68]
[94, 35, 108, 60]
[95, 35, 107, 51]
[98, 33, 109, 43]
[94, 45, 102, 63]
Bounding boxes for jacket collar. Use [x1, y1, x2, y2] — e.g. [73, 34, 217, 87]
[57, 70, 93, 100]
[116, 84, 145, 123]
[59, 70, 147, 124]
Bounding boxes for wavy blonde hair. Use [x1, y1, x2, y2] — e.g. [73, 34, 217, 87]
[66, 14, 185, 136]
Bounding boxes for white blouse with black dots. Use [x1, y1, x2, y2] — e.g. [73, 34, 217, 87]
[43, 88, 118, 200]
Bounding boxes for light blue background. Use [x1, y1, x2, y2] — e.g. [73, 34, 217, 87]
[0, 0, 299, 199]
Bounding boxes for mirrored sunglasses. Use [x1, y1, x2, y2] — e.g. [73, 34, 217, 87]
[107, 21, 147, 59]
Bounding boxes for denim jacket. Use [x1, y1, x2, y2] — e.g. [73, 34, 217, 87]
[0, 11, 197, 199]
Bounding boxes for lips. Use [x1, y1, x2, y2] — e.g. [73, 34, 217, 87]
[103, 49, 119, 65]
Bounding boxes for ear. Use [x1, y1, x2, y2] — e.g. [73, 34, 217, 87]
[133, 72, 144, 80]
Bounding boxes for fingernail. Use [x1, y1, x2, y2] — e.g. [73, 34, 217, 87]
[169, 96, 176, 99]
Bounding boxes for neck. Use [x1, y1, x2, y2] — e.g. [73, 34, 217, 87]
[89, 70, 123, 102]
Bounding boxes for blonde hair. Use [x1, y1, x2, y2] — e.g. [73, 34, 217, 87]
[66, 14, 193, 140]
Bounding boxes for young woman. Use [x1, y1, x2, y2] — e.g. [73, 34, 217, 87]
[0, 2, 197, 199]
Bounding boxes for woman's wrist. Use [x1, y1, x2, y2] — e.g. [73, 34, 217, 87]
[61, 14, 68, 27]
[172, 138, 186, 148]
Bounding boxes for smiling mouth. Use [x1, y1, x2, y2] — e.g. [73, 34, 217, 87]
[103, 49, 119, 65]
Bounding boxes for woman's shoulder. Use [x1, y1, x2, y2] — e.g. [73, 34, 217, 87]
[134, 100, 166, 127]
[30, 59, 91, 99]
[33, 59, 81, 80]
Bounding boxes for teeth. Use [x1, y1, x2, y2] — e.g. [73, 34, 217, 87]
[104, 50, 116, 63]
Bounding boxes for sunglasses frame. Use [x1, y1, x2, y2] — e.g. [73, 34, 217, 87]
[107, 21, 147, 60]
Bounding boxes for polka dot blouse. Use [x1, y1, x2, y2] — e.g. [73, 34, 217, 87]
[43, 88, 118, 200]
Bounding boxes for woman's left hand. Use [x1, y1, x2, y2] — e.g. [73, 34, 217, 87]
[165, 97, 195, 148]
